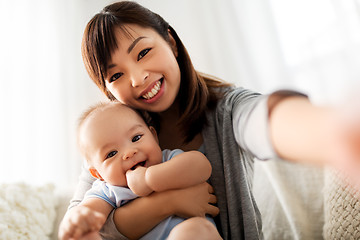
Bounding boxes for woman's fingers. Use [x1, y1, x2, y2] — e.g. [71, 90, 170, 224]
[208, 184, 215, 194]
[207, 204, 220, 217]
[209, 194, 217, 204]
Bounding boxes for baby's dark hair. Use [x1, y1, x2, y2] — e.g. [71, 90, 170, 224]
[78, 101, 153, 130]
[77, 101, 154, 161]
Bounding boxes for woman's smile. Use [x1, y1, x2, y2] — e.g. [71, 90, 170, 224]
[140, 78, 164, 103]
[103, 24, 181, 113]
[141, 79, 162, 100]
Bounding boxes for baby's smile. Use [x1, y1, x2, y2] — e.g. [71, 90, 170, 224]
[131, 160, 146, 170]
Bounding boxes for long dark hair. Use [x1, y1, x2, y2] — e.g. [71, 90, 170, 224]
[81, 1, 232, 143]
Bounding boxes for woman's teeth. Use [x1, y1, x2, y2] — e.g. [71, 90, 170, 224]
[142, 81, 161, 100]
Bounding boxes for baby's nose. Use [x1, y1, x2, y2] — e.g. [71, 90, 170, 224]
[123, 149, 137, 160]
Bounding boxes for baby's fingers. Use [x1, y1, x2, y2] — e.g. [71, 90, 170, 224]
[58, 207, 106, 240]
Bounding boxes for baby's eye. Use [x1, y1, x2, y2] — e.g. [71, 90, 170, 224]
[109, 72, 123, 83]
[137, 48, 151, 61]
[132, 134, 142, 142]
[106, 150, 118, 159]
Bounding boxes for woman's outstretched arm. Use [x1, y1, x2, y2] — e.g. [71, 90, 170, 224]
[269, 95, 334, 164]
[269, 93, 360, 178]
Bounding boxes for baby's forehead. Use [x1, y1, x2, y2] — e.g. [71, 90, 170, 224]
[80, 104, 146, 140]
[94, 103, 135, 116]
[92, 103, 145, 124]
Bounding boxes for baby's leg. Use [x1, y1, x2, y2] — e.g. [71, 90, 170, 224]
[167, 217, 222, 240]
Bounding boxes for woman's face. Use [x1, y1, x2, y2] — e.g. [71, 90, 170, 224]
[105, 24, 181, 113]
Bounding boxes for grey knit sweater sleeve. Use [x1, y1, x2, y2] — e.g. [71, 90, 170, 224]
[202, 87, 266, 240]
[68, 164, 95, 209]
[233, 94, 277, 160]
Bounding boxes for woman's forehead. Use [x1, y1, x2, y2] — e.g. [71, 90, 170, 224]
[114, 24, 157, 41]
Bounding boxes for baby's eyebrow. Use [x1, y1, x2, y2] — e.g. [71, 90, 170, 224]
[127, 124, 145, 134]
[127, 36, 146, 54]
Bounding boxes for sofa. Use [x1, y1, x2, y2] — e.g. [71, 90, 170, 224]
[0, 182, 71, 240]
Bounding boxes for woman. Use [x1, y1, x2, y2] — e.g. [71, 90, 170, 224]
[64, 1, 360, 239]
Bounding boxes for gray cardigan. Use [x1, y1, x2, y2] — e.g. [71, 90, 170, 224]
[70, 87, 273, 240]
[203, 87, 267, 240]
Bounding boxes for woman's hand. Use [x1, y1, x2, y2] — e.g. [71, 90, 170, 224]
[327, 108, 360, 191]
[169, 182, 219, 218]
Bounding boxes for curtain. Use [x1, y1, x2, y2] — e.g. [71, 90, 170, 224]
[268, 0, 360, 104]
[1, 0, 359, 196]
[0, 0, 110, 190]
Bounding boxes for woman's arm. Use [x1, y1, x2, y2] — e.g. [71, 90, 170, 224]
[114, 183, 218, 240]
[234, 90, 342, 165]
[269, 95, 334, 164]
[269, 93, 360, 176]
[69, 165, 96, 209]
[127, 151, 211, 196]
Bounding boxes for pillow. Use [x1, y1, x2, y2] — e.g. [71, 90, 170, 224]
[323, 169, 360, 239]
[0, 182, 57, 240]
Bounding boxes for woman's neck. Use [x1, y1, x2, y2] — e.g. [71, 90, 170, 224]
[157, 101, 203, 151]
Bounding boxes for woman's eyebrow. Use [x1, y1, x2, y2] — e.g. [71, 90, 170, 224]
[107, 36, 147, 70]
[128, 36, 146, 53]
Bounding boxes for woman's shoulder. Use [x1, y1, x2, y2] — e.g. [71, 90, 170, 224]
[218, 86, 262, 104]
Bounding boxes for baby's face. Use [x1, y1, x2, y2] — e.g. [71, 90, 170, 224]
[80, 104, 162, 186]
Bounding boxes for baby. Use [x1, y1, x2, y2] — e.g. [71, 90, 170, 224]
[58, 101, 221, 240]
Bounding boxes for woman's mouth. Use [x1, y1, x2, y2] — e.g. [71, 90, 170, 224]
[141, 79, 162, 100]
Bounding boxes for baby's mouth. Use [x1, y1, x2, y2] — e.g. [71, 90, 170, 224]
[141, 78, 163, 100]
[131, 161, 146, 170]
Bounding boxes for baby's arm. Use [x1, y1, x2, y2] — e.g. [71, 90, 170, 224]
[126, 151, 212, 196]
[58, 198, 113, 240]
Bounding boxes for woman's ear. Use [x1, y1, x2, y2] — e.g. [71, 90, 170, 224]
[149, 126, 159, 143]
[168, 29, 178, 57]
[89, 167, 104, 181]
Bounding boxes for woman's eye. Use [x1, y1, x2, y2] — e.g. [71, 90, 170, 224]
[106, 150, 118, 159]
[137, 48, 151, 61]
[109, 72, 123, 83]
[132, 135, 142, 142]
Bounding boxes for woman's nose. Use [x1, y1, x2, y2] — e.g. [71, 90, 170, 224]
[123, 148, 138, 160]
[130, 70, 148, 88]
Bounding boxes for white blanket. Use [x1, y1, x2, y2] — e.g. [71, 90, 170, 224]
[0, 182, 57, 240]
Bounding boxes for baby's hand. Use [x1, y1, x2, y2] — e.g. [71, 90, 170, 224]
[126, 166, 153, 196]
[58, 205, 106, 240]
